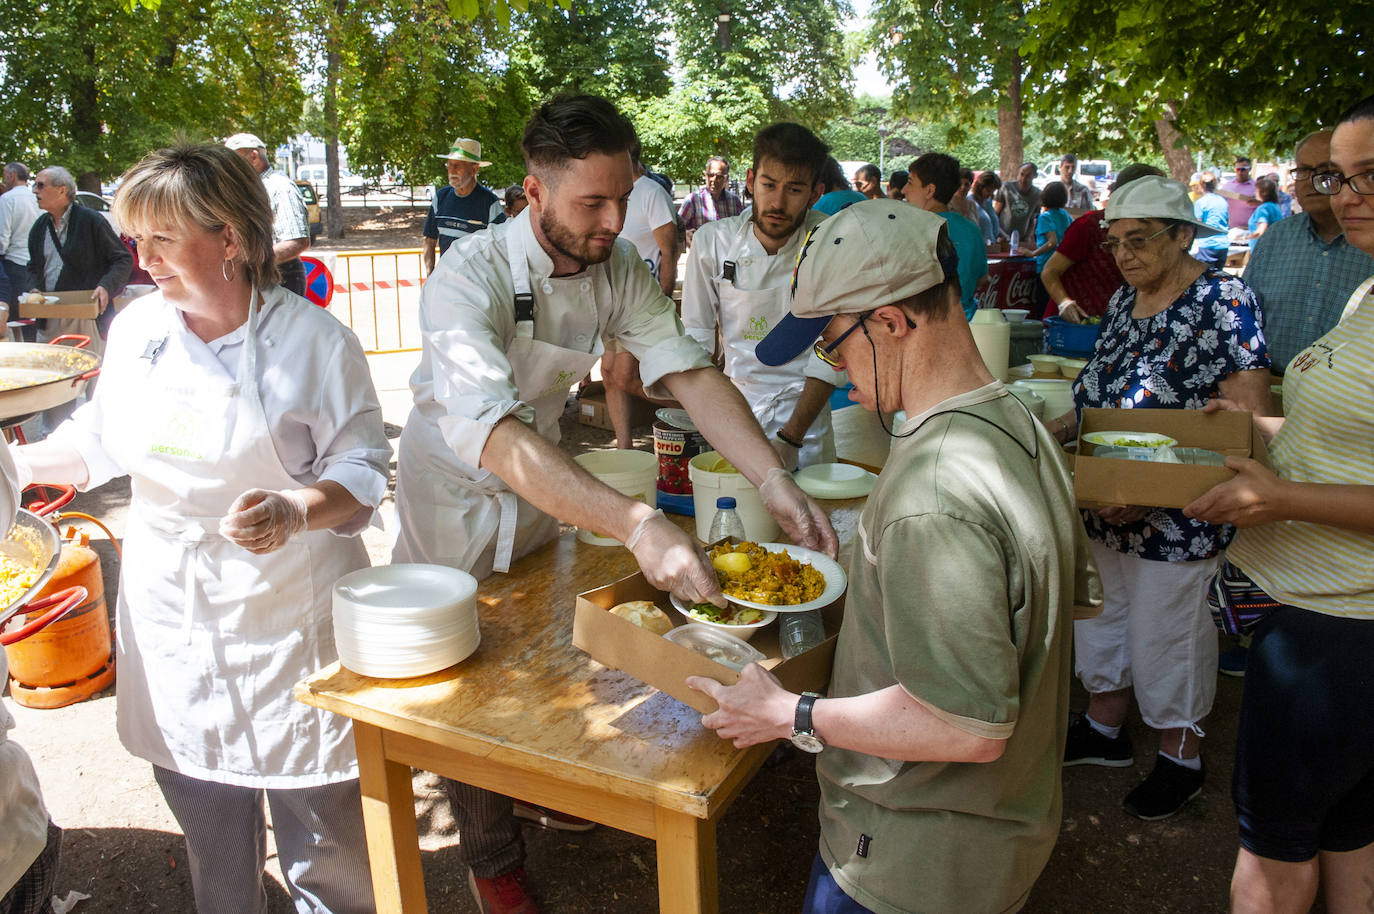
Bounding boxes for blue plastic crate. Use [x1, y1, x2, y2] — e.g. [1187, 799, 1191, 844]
[1043, 316, 1102, 358]
[656, 489, 695, 517]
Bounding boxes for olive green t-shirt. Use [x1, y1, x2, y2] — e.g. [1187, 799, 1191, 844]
[816, 384, 1083, 914]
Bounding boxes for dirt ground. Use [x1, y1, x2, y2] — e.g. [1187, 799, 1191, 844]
[6, 209, 1266, 913]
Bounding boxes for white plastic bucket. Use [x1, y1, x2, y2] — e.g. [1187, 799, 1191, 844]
[573, 450, 659, 546]
[688, 451, 780, 544]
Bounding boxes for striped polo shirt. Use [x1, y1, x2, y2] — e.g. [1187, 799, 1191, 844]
[1228, 276, 1374, 618]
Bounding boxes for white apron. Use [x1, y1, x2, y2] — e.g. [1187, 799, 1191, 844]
[104, 295, 367, 788]
[393, 228, 603, 578]
[714, 218, 835, 466]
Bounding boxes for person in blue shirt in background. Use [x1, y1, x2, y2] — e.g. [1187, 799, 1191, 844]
[1030, 181, 1072, 316]
[1246, 178, 1285, 241]
[1190, 171, 1230, 268]
[906, 152, 988, 319]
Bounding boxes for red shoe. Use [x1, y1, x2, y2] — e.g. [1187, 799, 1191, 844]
[513, 801, 596, 832]
[468, 867, 541, 914]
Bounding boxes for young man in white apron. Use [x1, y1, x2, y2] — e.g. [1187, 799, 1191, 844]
[393, 94, 838, 914]
[681, 122, 846, 471]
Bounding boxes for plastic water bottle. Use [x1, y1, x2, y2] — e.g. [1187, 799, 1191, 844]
[779, 610, 826, 659]
[1009, 229, 1021, 254]
[707, 496, 747, 544]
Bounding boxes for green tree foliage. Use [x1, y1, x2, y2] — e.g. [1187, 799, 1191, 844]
[0, 0, 302, 183]
[1024, 0, 1371, 160]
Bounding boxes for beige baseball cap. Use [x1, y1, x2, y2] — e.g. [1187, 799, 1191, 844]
[224, 133, 266, 151]
[757, 199, 953, 366]
[437, 137, 492, 167]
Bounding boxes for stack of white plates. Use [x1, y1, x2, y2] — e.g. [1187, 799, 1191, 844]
[332, 564, 480, 678]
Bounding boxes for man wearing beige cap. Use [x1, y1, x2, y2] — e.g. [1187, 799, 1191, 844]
[224, 133, 310, 296]
[423, 136, 506, 275]
[689, 199, 1098, 914]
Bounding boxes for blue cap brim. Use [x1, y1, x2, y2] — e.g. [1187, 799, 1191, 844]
[756, 312, 833, 366]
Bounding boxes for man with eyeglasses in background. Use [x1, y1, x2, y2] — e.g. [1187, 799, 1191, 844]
[678, 155, 744, 248]
[1220, 155, 1262, 231]
[690, 198, 1099, 914]
[1244, 129, 1374, 374]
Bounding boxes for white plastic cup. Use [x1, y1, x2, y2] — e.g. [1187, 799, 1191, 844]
[573, 450, 659, 546]
[688, 451, 780, 544]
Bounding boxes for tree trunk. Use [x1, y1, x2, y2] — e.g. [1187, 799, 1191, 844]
[1153, 102, 1194, 183]
[323, 0, 347, 239]
[997, 53, 1024, 181]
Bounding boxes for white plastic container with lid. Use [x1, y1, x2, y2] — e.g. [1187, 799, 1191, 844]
[969, 309, 1011, 382]
[688, 451, 780, 544]
[573, 450, 658, 546]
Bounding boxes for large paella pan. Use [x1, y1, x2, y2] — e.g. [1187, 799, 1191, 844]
[0, 336, 101, 423]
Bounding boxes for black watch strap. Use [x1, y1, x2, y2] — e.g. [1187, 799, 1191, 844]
[776, 429, 804, 449]
[795, 691, 820, 732]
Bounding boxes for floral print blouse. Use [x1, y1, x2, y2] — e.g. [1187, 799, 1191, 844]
[1071, 269, 1270, 562]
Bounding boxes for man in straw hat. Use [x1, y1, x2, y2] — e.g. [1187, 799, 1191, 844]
[423, 136, 506, 275]
[688, 198, 1099, 914]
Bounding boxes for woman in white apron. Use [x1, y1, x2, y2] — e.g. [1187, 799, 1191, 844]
[15, 144, 390, 914]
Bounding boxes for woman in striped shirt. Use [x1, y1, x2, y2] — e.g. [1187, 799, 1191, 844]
[1186, 94, 1374, 914]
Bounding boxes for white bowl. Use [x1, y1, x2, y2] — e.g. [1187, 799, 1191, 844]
[1003, 309, 1030, 323]
[668, 595, 776, 642]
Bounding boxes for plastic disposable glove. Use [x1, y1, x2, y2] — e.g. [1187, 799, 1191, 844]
[768, 435, 800, 472]
[625, 509, 726, 607]
[219, 488, 308, 555]
[759, 467, 838, 558]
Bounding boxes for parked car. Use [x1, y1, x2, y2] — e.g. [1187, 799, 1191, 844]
[74, 190, 120, 230]
[295, 180, 322, 240]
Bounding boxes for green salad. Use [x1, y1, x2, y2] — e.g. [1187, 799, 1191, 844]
[688, 602, 767, 625]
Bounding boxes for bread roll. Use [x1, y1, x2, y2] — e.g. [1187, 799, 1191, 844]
[609, 600, 673, 635]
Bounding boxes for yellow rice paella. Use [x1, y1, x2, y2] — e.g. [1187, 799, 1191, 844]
[707, 541, 825, 605]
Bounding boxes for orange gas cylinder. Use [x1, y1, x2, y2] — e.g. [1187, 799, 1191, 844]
[5, 536, 115, 709]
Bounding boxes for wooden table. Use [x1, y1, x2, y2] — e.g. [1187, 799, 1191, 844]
[297, 516, 822, 914]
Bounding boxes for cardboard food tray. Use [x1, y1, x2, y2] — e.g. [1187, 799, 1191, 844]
[577, 381, 658, 431]
[1073, 408, 1271, 509]
[17, 289, 100, 320]
[573, 572, 841, 714]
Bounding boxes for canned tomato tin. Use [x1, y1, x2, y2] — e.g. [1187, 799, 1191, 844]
[653, 414, 708, 495]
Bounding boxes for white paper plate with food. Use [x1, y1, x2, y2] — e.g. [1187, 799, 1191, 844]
[707, 541, 846, 613]
[668, 594, 776, 641]
[1081, 431, 1179, 450]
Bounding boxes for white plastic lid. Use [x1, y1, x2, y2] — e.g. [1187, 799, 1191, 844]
[663, 623, 766, 671]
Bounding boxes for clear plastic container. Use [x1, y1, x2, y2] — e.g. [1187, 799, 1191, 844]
[663, 623, 766, 671]
[779, 610, 826, 659]
[707, 496, 747, 544]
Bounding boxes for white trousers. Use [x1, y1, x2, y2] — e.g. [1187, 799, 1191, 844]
[1074, 542, 1220, 731]
[154, 767, 375, 914]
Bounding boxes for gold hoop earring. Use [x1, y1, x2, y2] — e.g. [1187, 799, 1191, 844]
[222, 259, 236, 282]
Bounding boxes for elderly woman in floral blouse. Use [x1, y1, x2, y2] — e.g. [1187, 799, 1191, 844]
[1044, 176, 1272, 821]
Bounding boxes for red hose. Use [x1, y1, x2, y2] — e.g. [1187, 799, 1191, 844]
[1, 585, 88, 646]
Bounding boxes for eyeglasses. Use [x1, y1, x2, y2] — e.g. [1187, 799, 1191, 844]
[1100, 225, 1172, 256]
[812, 309, 918, 368]
[32, 181, 46, 190]
[1312, 171, 1374, 196]
[814, 312, 873, 367]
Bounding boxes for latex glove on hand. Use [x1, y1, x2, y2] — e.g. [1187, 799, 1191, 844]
[625, 509, 726, 607]
[219, 488, 308, 555]
[759, 467, 838, 557]
[768, 434, 800, 472]
[1057, 300, 1087, 324]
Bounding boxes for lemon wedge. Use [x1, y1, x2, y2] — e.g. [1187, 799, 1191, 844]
[712, 552, 752, 574]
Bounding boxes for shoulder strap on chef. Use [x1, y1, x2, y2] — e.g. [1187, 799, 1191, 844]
[507, 218, 536, 340]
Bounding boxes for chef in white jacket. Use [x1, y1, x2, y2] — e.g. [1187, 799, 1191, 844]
[681, 123, 846, 470]
[392, 93, 837, 913]
[0, 439, 64, 914]
[14, 143, 389, 914]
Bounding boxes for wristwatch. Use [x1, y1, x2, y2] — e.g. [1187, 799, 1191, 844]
[790, 691, 825, 754]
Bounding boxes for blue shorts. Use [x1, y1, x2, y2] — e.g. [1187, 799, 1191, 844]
[802, 855, 874, 914]
[1233, 605, 1374, 861]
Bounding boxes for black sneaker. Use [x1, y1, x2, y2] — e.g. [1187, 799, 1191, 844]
[1063, 715, 1134, 768]
[1122, 755, 1205, 821]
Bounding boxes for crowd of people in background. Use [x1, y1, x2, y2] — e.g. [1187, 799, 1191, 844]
[3, 89, 1373, 914]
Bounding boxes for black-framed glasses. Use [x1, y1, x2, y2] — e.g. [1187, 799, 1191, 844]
[814, 311, 872, 368]
[1312, 171, 1374, 196]
[1100, 224, 1171, 256]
